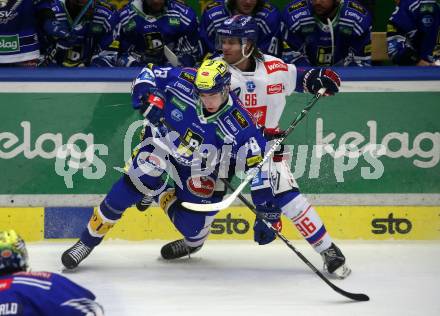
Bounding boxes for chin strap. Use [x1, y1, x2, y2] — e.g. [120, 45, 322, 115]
[231, 43, 255, 66]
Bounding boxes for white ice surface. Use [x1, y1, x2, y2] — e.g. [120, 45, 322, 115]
[27, 241, 440, 316]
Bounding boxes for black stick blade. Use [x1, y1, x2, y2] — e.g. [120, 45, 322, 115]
[336, 287, 370, 301]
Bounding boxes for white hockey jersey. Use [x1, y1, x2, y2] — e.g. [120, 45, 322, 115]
[228, 54, 298, 129]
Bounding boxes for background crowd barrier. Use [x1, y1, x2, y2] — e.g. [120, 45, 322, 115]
[0, 67, 439, 241]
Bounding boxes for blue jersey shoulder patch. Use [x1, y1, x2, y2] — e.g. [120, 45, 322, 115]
[231, 109, 249, 129]
[288, 0, 307, 13]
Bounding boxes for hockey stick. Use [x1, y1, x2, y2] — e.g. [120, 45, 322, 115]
[39, 0, 94, 66]
[228, 185, 369, 301]
[164, 45, 180, 67]
[182, 87, 326, 212]
[231, 191, 369, 301]
[159, 115, 369, 302]
[71, 0, 94, 27]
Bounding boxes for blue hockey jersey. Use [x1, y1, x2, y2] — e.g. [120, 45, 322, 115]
[282, 0, 372, 66]
[118, 0, 202, 66]
[387, 0, 440, 65]
[0, 271, 104, 315]
[42, 0, 118, 67]
[199, 0, 282, 57]
[131, 65, 268, 204]
[0, 0, 50, 63]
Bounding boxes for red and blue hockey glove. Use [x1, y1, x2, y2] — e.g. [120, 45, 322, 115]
[141, 89, 166, 126]
[132, 85, 166, 126]
[253, 203, 282, 245]
[303, 68, 341, 96]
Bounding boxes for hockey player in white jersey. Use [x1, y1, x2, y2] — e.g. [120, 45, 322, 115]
[215, 15, 350, 279]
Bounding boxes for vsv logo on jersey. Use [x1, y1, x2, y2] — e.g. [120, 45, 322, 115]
[0, 0, 19, 23]
[263, 60, 288, 74]
[266, 83, 283, 94]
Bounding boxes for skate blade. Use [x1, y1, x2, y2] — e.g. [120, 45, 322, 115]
[332, 264, 351, 279]
[61, 265, 79, 273]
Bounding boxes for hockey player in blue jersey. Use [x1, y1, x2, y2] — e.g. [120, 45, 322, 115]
[0, 0, 53, 66]
[62, 52, 350, 278]
[0, 230, 104, 315]
[61, 59, 275, 267]
[200, 0, 282, 57]
[116, 0, 202, 67]
[282, 0, 372, 66]
[387, 0, 440, 66]
[40, 0, 118, 67]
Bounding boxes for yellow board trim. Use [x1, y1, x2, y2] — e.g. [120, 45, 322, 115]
[103, 206, 440, 241]
[0, 206, 439, 241]
[0, 208, 44, 241]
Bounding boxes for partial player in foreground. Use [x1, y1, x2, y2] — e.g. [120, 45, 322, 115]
[215, 15, 350, 278]
[0, 230, 104, 315]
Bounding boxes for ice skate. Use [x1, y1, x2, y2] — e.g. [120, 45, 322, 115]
[61, 240, 93, 269]
[136, 195, 154, 212]
[321, 243, 351, 279]
[161, 239, 202, 260]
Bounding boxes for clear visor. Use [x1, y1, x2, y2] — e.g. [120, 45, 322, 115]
[215, 35, 250, 52]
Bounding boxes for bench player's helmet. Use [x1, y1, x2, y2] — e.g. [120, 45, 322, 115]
[0, 230, 29, 275]
[216, 15, 258, 50]
[216, 15, 259, 62]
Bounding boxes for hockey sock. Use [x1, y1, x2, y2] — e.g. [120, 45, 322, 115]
[164, 191, 215, 248]
[280, 192, 332, 253]
[184, 230, 211, 248]
[81, 175, 143, 247]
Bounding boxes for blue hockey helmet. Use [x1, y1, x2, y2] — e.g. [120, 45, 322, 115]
[216, 15, 259, 46]
[195, 59, 231, 94]
[0, 230, 28, 275]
